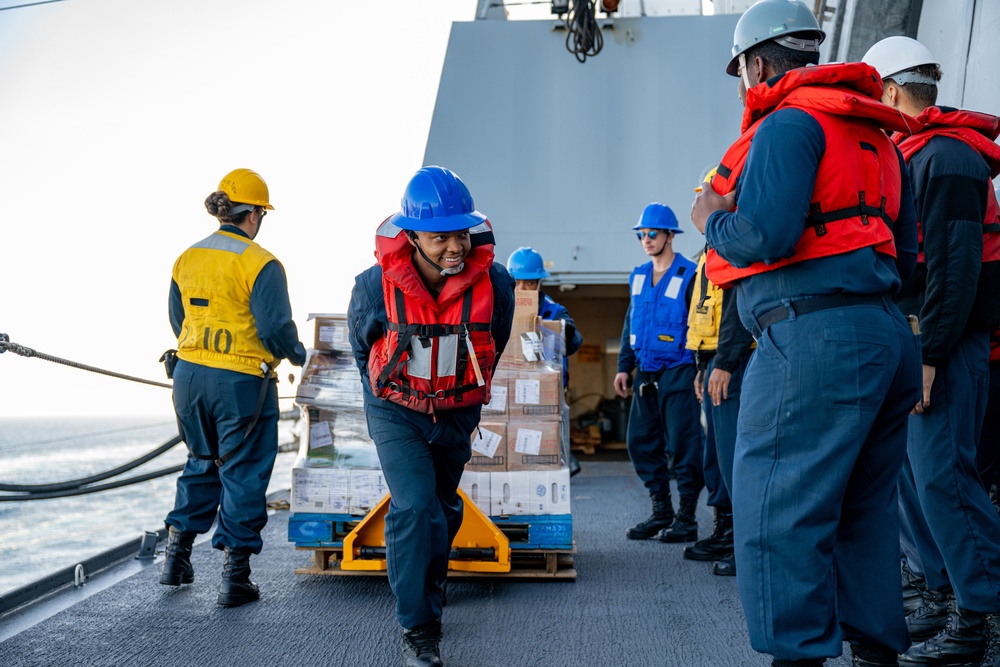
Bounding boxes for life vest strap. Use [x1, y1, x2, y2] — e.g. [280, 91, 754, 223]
[806, 193, 893, 236]
[386, 380, 483, 401]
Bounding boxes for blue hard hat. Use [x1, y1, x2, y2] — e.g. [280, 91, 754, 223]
[507, 247, 550, 280]
[633, 203, 683, 233]
[390, 166, 487, 232]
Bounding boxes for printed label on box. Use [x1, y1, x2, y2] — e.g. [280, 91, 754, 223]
[515, 379, 541, 405]
[519, 332, 544, 361]
[319, 324, 346, 345]
[514, 427, 543, 455]
[472, 427, 503, 458]
[309, 422, 334, 449]
[483, 385, 507, 412]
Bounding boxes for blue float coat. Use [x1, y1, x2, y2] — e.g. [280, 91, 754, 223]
[618, 254, 697, 374]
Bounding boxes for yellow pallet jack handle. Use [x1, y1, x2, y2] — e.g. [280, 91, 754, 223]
[341, 488, 511, 573]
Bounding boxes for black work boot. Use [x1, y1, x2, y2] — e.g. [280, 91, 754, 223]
[851, 640, 899, 666]
[983, 613, 1000, 667]
[159, 526, 196, 586]
[657, 497, 698, 543]
[216, 547, 259, 607]
[626, 492, 675, 540]
[402, 619, 443, 667]
[712, 553, 737, 577]
[906, 589, 953, 642]
[899, 603, 987, 666]
[683, 507, 733, 560]
[901, 559, 926, 616]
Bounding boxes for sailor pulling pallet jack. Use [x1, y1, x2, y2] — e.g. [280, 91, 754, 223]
[348, 166, 515, 667]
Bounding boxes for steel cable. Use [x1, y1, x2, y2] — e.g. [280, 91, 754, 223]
[0, 335, 172, 389]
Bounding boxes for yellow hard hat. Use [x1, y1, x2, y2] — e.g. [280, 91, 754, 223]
[218, 168, 274, 210]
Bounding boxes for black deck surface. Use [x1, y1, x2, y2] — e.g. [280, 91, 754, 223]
[0, 460, 857, 667]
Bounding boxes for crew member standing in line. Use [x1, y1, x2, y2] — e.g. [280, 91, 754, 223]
[506, 246, 584, 475]
[691, 2, 920, 665]
[863, 36, 1000, 667]
[161, 168, 306, 608]
[615, 203, 705, 544]
[348, 166, 515, 667]
[681, 166, 756, 576]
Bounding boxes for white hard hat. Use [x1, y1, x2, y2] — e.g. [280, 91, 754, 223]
[862, 36, 939, 84]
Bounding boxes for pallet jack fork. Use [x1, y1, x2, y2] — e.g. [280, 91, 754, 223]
[340, 488, 512, 573]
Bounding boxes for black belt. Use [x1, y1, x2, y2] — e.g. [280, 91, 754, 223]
[752, 294, 885, 338]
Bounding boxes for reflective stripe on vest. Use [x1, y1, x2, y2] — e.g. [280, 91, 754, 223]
[368, 219, 498, 414]
[173, 230, 278, 376]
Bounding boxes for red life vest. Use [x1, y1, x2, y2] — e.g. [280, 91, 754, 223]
[705, 63, 918, 288]
[893, 106, 1000, 264]
[367, 218, 497, 415]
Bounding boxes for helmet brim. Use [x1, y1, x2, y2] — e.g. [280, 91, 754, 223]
[510, 268, 550, 280]
[632, 221, 684, 233]
[389, 209, 486, 233]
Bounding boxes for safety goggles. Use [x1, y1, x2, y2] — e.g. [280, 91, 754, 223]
[636, 230, 670, 240]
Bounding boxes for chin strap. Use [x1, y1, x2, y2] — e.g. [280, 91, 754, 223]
[411, 235, 465, 276]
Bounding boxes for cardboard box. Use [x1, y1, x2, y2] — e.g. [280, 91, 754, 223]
[349, 469, 389, 516]
[467, 422, 507, 472]
[498, 290, 544, 370]
[458, 471, 492, 516]
[291, 463, 352, 514]
[481, 372, 508, 417]
[490, 471, 514, 516]
[309, 313, 351, 353]
[506, 420, 562, 471]
[528, 468, 572, 515]
[303, 405, 378, 463]
[508, 368, 562, 419]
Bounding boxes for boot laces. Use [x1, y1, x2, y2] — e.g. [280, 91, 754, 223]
[406, 625, 441, 656]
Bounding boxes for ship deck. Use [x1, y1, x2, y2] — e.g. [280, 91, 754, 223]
[0, 459, 857, 666]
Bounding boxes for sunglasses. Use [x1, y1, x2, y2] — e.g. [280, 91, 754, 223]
[636, 230, 671, 240]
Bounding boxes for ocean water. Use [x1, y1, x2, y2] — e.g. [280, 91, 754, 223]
[0, 415, 301, 596]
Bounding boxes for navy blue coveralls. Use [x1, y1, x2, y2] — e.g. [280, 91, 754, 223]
[166, 224, 306, 554]
[706, 108, 920, 661]
[895, 129, 1000, 614]
[705, 288, 755, 504]
[618, 255, 705, 506]
[348, 263, 514, 630]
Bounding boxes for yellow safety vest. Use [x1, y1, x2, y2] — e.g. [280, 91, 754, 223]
[685, 253, 722, 352]
[173, 229, 278, 376]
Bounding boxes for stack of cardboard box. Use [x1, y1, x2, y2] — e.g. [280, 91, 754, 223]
[461, 290, 573, 517]
[291, 314, 386, 517]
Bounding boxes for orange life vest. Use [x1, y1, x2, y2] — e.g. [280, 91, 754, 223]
[705, 63, 917, 288]
[893, 106, 1000, 264]
[367, 218, 497, 414]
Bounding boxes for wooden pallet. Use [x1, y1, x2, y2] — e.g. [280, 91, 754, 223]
[295, 543, 577, 580]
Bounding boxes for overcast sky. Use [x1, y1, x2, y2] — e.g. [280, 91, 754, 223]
[0, 0, 709, 420]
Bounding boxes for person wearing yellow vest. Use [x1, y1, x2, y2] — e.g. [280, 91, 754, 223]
[160, 168, 306, 608]
[690, 2, 921, 666]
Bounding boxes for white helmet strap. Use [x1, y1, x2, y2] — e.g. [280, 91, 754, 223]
[740, 53, 752, 91]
